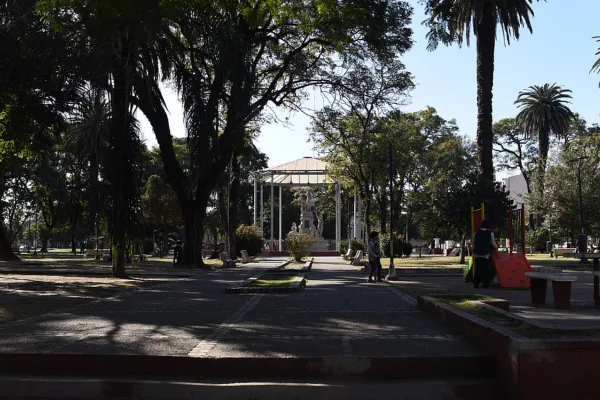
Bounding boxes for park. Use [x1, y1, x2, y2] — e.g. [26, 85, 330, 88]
[3, 1, 600, 399]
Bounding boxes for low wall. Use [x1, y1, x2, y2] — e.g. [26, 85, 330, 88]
[418, 295, 600, 400]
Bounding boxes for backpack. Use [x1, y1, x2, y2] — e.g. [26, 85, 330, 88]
[473, 229, 492, 256]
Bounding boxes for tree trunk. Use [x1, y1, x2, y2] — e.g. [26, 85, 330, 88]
[475, 8, 496, 188]
[459, 232, 467, 264]
[218, 186, 228, 239]
[162, 226, 168, 257]
[89, 156, 99, 235]
[377, 192, 387, 235]
[182, 201, 208, 267]
[71, 234, 76, 254]
[0, 173, 18, 261]
[228, 153, 240, 258]
[109, 44, 131, 279]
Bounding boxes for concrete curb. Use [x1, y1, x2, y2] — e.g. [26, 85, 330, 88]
[0, 376, 506, 400]
[418, 295, 600, 400]
[226, 259, 310, 294]
[0, 354, 499, 380]
[0, 268, 194, 278]
[225, 274, 306, 294]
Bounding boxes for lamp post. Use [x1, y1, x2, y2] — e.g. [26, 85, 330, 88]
[570, 155, 588, 262]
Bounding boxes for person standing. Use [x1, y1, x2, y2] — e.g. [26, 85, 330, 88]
[472, 219, 498, 288]
[368, 231, 383, 283]
[173, 240, 183, 266]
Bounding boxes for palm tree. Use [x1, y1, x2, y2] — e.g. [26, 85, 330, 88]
[68, 88, 111, 245]
[422, 0, 541, 187]
[514, 83, 574, 182]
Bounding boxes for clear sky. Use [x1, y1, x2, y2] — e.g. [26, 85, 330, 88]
[140, 0, 600, 177]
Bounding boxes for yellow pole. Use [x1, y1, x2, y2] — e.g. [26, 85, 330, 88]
[481, 203, 485, 221]
[470, 206, 475, 236]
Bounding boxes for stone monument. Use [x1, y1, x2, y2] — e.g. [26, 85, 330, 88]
[296, 188, 329, 251]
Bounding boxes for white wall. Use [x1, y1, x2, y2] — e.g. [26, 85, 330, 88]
[502, 174, 528, 206]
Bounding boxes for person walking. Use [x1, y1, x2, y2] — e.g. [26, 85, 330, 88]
[173, 240, 183, 266]
[472, 219, 498, 288]
[368, 231, 383, 283]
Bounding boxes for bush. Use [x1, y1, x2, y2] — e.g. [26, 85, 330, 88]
[339, 240, 349, 255]
[349, 239, 365, 252]
[285, 233, 315, 261]
[382, 235, 413, 258]
[400, 241, 413, 257]
[235, 225, 264, 256]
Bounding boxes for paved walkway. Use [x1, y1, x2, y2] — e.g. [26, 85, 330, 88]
[390, 272, 600, 330]
[0, 257, 484, 357]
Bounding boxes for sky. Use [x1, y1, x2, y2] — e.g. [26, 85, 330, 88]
[139, 1, 600, 178]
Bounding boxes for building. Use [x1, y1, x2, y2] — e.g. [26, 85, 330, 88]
[502, 174, 528, 206]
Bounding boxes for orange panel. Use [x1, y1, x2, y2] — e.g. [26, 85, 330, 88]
[490, 252, 532, 288]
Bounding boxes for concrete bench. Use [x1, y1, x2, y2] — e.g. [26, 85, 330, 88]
[551, 248, 576, 258]
[342, 249, 354, 260]
[351, 250, 365, 266]
[220, 252, 237, 268]
[525, 272, 578, 309]
[240, 250, 254, 264]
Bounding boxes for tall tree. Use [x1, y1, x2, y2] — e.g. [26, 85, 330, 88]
[422, 0, 540, 186]
[136, 0, 415, 266]
[493, 118, 537, 195]
[38, 0, 174, 276]
[514, 83, 574, 191]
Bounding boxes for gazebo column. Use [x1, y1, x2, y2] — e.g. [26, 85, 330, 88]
[270, 174, 274, 250]
[357, 195, 362, 242]
[353, 192, 358, 239]
[335, 184, 340, 252]
[260, 184, 264, 234]
[279, 186, 283, 251]
[253, 176, 258, 226]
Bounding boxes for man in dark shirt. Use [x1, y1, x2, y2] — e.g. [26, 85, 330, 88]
[472, 219, 498, 288]
[173, 241, 183, 266]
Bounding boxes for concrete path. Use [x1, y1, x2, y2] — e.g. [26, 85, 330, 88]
[0, 257, 484, 357]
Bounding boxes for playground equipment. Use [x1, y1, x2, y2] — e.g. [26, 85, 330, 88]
[464, 204, 532, 288]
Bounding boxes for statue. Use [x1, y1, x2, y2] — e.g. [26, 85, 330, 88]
[290, 222, 298, 234]
[317, 214, 324, 237]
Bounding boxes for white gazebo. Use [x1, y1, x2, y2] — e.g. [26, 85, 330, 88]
[254, 156, 344, 252]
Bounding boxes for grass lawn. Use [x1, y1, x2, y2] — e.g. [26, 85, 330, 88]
[248, 274, 300, 288]
[354, 254, 583, 270]
[435, 295, 600, 339]
[0, 275, 175, 324]
[379, 257, 464, 268]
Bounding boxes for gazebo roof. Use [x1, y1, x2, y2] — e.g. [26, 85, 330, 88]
[258, 156, 335, 186]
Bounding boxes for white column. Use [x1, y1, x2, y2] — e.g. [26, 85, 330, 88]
[279, 186, 283, 251]
[253, 176, 258, 226]
[357, 195, 362, 241]
[353, 192, 357, 239]
[335, 184, 340, 251]
[270, 175, 274, 250]
[260, 184, 264, 234]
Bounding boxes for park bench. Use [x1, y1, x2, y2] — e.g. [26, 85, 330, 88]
[525, 272, 578, 309]
[351, 250, 366, 267]
[240, 250, 254, 264]
[551, 248, 576, 258]
[342, 249, 354, 260]
[133, 254, 148, 262]
[219, 252, 237, 268]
